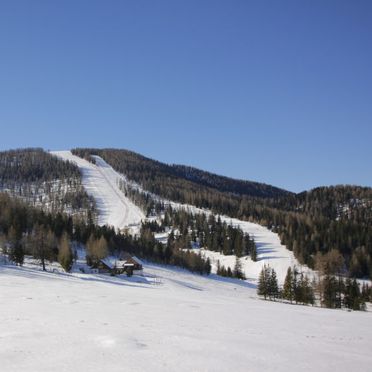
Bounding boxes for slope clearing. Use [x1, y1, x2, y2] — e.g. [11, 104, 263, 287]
[51, 151, 145, 229]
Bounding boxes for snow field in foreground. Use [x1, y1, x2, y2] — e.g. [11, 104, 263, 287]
[0, 263, 371, 372]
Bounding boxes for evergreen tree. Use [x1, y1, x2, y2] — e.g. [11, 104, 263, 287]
[283, 267, 294, 303]
[268, 268, 279, 300]
[321, 274, 338, 308]
[257, 265, 271, 299]
[344, 278, 365, 311]
[233, 256, 245, 279]
[9, 241, 24, 266]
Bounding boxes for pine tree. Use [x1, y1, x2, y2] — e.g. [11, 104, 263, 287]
[9, 241, 24, 266]
[233, 256, 245, 279]
[283, 267, 294, 303]
[269, 268, 279, 300]
[250, 241, 257, 262]
[344, 278, 365, 311]
[257, 265, 270, 300]
[321, 274, 338, 308]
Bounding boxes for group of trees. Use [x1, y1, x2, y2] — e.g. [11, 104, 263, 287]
[4, 222, 74, 272]
[257, 265, 279, 300]
[0, 191, 213, 276]
[257, 264, 370, 311]
[216, 257, 246, 279]
[282, 267, 315, 305]
[142, 208, 257, 260]
[136, 227, 212, 275]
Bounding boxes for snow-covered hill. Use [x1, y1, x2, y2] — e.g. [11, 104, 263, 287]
[52, 150, 311, 284]
[51, 151, 145, 229]
[1, 264, 371, 372]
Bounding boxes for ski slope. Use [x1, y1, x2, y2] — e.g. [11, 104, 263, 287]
[52, 150, 310, 283]
[1, 264, 371, 372]
[202, 217, 309, 284]
[51, 151, 145, 229]
[165, 202, 311, 283]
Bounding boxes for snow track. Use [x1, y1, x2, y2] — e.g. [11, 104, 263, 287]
[51, 151, 145, 229]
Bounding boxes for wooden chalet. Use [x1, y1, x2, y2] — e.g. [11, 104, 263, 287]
[92, 253, 143, 276]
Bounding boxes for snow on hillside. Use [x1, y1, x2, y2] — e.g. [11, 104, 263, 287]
[51, 151, 145, 229]
[52, 150, 312, 284]
[1, 263, 371, 372]
[214, 217, 310, 284]
[166, 202, 312, 284]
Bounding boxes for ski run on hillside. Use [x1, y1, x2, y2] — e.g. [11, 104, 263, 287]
[52, 150, 308, 284]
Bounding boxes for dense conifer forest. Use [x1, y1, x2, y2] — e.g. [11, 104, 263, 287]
[0, 192, 211, 275]
[72, 148, 372, 279]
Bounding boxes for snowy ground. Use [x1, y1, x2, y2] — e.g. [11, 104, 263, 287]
[1, 263, 371, 372]
[51, 151, 145, 229]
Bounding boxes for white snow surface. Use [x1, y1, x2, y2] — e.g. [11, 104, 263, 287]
[1, 264, 371, 372]
[51, 151, 145, 229]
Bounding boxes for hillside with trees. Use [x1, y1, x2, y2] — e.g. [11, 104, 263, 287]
[0, 148, 95, 220]
[72, 148, 372, 280]
[0, 192, 211, 276]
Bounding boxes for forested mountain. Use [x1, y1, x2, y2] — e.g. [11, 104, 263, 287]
[0, 148, 95, 219]
[72, 148, 291, 199]
[72, 148, 372, 279]
[0, 192, 211, 275]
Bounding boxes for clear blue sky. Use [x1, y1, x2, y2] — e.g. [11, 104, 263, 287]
[0, 0, 371, 192]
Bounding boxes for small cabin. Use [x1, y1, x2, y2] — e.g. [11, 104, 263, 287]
[92, 253, 143, 275]
[118, 252, 143, 271]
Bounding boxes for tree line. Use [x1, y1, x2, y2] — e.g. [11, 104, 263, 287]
[0, 192, 212, 276]
[257, 264, 371, 311]
[142, 207, 257, 260]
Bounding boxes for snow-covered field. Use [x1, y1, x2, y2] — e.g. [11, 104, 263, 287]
[51, 151, 145, 229]
[1, 263, 371, 372]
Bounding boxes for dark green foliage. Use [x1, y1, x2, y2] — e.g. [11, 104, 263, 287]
[257, 265, 278, 300]
[142, 208, 256, 260]
[233, 257, 246, 279]
[295, 272, 315, 305]
[9, 241, 24, 266]
[283, 267, 294, 303]
[343, 278, 365, 311]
